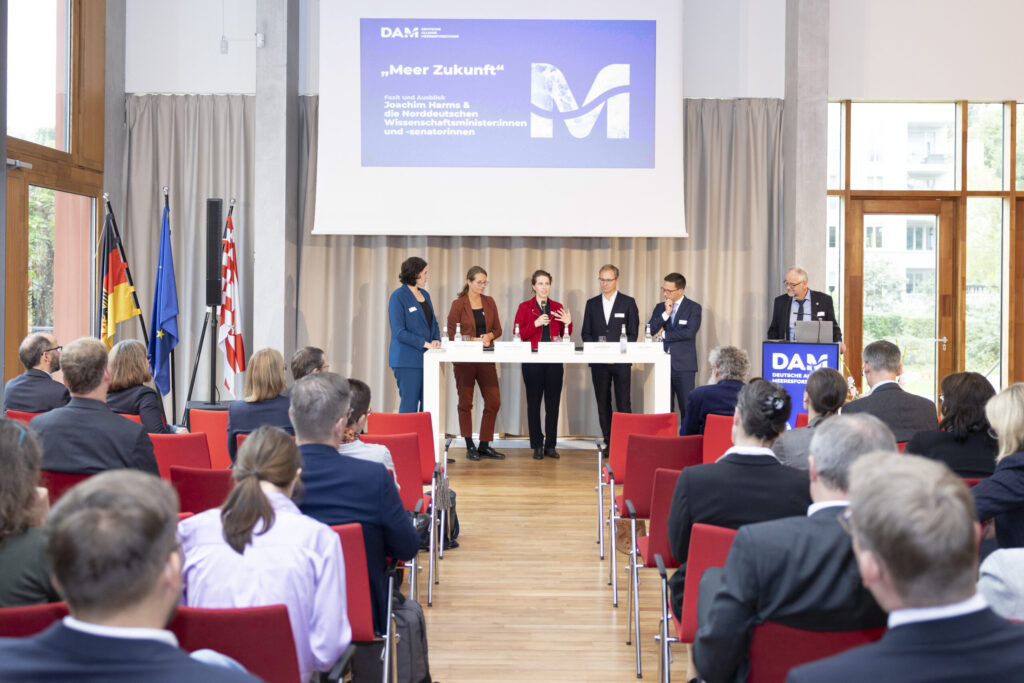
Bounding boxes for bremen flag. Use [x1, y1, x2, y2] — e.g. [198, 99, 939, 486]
[98, 212, 141, 350]
[217, 214, 246, 394]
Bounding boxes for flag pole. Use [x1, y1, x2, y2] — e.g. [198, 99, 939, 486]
[103, 193, 149, 347]
[164, 187, 178, 422]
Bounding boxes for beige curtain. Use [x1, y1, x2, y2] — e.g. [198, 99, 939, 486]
[298, 97, 784, 437]
[122, 94, 255, 419]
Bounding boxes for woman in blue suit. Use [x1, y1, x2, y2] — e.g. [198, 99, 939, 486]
[389, 256, 441, 412]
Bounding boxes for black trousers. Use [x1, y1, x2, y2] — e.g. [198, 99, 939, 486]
[670, 372, 696, 435]
[590, 364, 632, 444]
[522, 363, 564, 449]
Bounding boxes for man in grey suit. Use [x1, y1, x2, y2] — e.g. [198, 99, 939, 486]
[841, 340, 937, 442]
[693, 414, 895, 683]
[2, 333, 70, 414]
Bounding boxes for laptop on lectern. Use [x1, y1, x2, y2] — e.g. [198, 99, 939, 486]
[794, 321, 834, 343]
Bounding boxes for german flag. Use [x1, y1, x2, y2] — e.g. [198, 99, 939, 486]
[98, 212, 141, 349]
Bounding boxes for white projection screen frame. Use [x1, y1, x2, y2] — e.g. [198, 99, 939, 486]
[315, 0, 684, 237]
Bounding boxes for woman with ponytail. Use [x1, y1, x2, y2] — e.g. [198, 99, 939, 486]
[179, 426, 351, 681]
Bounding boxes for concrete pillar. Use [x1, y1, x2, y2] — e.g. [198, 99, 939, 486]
[783, 0, 829, 287]
[253, 0, 299, 356]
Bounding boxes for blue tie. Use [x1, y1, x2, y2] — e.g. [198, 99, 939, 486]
[671, 301, 679, 324]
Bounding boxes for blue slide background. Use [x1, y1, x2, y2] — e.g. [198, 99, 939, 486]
[360, 19, 655, 168]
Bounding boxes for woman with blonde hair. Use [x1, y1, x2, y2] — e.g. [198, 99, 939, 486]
[973, 383, 1024, 548]
[106, 339, 173, 434]
[226, 348, 293, 462]
[179, 426, 351, 681]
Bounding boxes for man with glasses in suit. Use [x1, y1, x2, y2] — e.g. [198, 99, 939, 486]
[767, 267, 844, 353]
[3, 333, 70, 414]
[648, 273, 701, 434]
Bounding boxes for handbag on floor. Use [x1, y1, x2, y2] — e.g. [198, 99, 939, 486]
[392, 590, 432, 683]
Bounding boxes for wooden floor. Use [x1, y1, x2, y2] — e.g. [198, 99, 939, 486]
[421, 448, 691, 682]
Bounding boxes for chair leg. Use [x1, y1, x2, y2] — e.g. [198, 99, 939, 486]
[597, 481, 605, 559]
[610, 500, 618, 607]
[631, 518, 642, 678]
[427, 510, 436, 606]
[627, 545, 634, 644]
[658, 574, 674, 683]
[433, 512, 441, 584]
[438, 508, 447, 560]
[408, 556, 418, 602]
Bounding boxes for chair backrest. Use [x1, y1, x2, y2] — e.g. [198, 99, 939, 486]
[622, 435, 702, 519]
[607, 412, 678, 482]
[170, 466, 234, 514]
[39, 470, 91, 505]
[332, 523, 377, 642]
[362, 433, 422, 512]
[680, 523, 737, 642]
[168, 604, 301, 683]
[701, 414, 735, 463]
[367, 412, 435, 483]
[897, 441, 908, 453]
[0, 602, 69, 637]
[963, 477, 983, 488]
[236, 432, 248, 450]
[188, 408, 232, 470]
[149, 433, 212, 479]
[177, 511, 194, 522]
[639, 468, 684, 569]
[794, 412, 809, 428]
[747, 621, 886, 683]
[120, 413, 143, 424]
[5, 409, 41, 425]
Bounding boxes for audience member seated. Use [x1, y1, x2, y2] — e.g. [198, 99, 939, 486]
[772, 367, 847, 469]
[666, 379, 812, 620]
[30, 338, 158, 476]
[339, 379, 398, 486]
[0, 419, 59, 606]
[682, 345, 748, 436]
[841, 340, 938, 442]
[693, 414, 894, 682]
[290, 345, 328, 381]
[227, 348, 294, 463]
[905, 371, 997, 478]
[0, 470, 258, 682]
[179, 426, 351, 681]
[2, 333, 69, 414]
[972, 383, 1024, 549]
[977, 548, 1024, 621]
[292, 373, 420, 635]
[105, 340, 174, 434]
[788, 453, 1024, 682]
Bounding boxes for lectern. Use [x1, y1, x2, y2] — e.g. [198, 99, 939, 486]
[762, 341, 841, 429]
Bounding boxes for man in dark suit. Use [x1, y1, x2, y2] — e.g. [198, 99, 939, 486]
[841, 340, 938, 442]
[766, 267, 843, 349]
[581, 264, 640, 445]
[693, 414, 895, 683]
[648, 272, 701, 433]
[2, 332, 70, 413]
[787, 453, 1024, 683]
[30, 337, 158, 476]
[292, 372, 420, 635]
[682, 346, 748, 436]
[0, 470, 258, 682]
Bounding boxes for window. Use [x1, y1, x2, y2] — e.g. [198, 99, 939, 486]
[850, 103, 956, 191]
[906, 268, 934, 295]
[906, 222, 935, 251]
[865, 225, 883, 249]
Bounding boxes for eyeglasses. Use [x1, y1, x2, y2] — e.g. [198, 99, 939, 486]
[598, 278, 617, 284]
[837, 508, 853, 535]
[784, 281, 804, 288]
[661, 287, 679, 294]
[44, 345, 62, 353]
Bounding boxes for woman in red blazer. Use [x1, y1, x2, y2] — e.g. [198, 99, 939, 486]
[513, 270, 573, 460]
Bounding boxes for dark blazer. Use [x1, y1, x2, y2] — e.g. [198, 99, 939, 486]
[905, 428, 997, 478]
[513, 298, 573, 350]
[973, 451, 1024, 549]
[667, 451, 811, 618]
[649, 297, 702, 374]
[581, 292, 640, 364]
[766, 289, 842, 342]
[106, 384, 170, 434]
[786, 608, 1024, 683]
[298, 443, 420, 635]
[30, 398, 158, 476]
[446, 293, 502, 341]
[0, 528, 60, 607]
[2, 369, 70, 414]
[0, 621, 259, 682]
[693, 506, 886, 683]
[226, 394, 293, 463]
[841, 383, 938, 442]
[388, 286, 441, 369]
[682, 379, 744, 436]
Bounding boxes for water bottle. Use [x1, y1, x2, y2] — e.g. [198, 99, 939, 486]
[620, 327, 628, 353]
[455, 322, 462, 341]
[513, 323, 521, 342]
[644, 323, 653, 343]
[440, 326, 448, 350]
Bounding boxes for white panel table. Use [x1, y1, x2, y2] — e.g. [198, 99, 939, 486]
[422, 344, 672, 460]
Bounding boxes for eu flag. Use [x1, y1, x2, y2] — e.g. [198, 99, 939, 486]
[148, 205, 179, 395]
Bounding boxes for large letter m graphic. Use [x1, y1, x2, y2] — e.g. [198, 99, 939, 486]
[530, 63, 630, 139]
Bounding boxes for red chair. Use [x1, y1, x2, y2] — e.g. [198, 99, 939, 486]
[39, 470, 91, 505]
[170, 466, 234, 514]
[188, 408, 232, 470]
[964, 477, 983, 488]
[794, 412, 809, 428]
[747, 621, 886, 683]
[897, 441, 908, 453]
[701, 413, 734, 463]
[621, 438, 702, 677]
[177, 512, 194, 522]
[0, 602, 69, 637]
[5, 409, 41, 425]
[119, 414, 143, 424]
[149, 433, 212, 479]
[367, 412, 445, 606]
[236, 433, 248, 450]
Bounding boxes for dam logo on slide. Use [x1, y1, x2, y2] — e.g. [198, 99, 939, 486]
[530, 63, 630, 139]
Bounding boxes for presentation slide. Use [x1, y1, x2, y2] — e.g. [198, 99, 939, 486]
[315, 1, 684, 237]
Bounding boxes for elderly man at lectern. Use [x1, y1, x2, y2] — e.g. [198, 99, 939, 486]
[766, 267, 844, 353]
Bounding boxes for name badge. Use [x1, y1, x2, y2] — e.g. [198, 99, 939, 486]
[408, 306, 417, 312]
[816, 311, 825, 317]
[614, 313, 625, 318]
[679, 319, 687, 325]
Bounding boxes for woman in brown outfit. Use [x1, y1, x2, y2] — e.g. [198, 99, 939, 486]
[447, 266, 503, 461]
